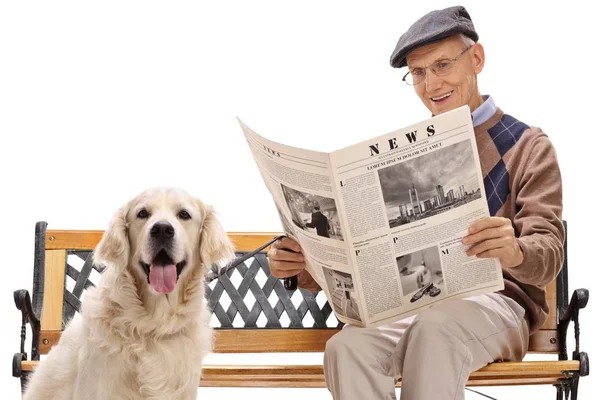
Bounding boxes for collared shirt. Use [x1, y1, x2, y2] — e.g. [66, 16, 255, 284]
[472, 95, 496, 127]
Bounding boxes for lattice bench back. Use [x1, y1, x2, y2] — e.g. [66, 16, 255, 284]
[32, 222, 342, 356]
[30, 221, 567, 356]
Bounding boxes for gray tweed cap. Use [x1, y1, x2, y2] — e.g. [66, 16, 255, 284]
[389, 5, 478, 69]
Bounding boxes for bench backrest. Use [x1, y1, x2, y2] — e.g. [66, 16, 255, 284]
[30, 221, 568, 356]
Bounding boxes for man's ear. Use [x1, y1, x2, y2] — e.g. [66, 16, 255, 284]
[94, 202, 130, 268]
[472, 42, 485, 74]
[199, 205, 235, 270]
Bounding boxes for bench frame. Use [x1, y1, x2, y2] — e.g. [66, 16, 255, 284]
[12, 221, 590, 399]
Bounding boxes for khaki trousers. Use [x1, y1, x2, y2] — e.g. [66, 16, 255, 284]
[323, 293, 529, 400]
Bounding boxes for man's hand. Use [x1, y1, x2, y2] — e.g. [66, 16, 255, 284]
[267, 236, 306, 279]
[462, 217, 523, 269]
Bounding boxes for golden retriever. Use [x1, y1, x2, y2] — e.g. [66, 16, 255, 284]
[23, 187, 235, 400]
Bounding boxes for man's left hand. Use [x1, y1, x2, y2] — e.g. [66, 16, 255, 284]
[462, 217, 523, 269]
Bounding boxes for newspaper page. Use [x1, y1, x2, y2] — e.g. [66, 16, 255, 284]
[238, 105, 504, 327]
[237, 118, 360, 325]
[328, 106, 504, 327]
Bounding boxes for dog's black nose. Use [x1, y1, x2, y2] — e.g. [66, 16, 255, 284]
[150, 221, 175, 241]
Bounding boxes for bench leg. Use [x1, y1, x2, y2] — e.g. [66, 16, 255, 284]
[570, 374, 580, 400]
[555, 382, 564, 400]
[555, 375, 581, 400]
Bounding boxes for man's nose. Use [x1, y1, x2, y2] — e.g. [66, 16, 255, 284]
[424, 69, 442, 92]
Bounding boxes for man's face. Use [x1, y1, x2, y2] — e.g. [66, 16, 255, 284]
[406, 36, 484, 116]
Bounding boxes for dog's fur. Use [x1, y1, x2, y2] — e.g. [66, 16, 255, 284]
[23, 188, 235, 400]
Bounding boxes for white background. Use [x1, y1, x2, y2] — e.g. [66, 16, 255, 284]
[1, 1, 597, 399]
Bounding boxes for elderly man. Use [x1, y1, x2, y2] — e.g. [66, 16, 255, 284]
[267, 6, 564, 399]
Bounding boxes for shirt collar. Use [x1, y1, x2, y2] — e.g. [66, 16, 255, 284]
[472, 95, 496, 127]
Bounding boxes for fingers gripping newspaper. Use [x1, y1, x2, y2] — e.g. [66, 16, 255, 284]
[238, 106, 504, 328]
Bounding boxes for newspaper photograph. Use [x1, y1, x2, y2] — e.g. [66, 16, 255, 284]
[378, 139, 482, 229]
[280, 184, 345, 241]
[238, 105, 504, 327]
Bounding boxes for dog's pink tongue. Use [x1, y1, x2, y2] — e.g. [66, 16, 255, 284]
[149, 264, 177, 294]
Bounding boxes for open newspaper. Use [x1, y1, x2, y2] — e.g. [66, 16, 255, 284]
[238, 105, 504, 328]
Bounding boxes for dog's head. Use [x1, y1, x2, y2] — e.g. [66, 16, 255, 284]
[94, 187, 235, 295]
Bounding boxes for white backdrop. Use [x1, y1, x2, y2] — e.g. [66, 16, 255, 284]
[1, 1, 597, 399]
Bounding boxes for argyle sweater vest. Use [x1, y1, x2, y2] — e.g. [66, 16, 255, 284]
[475, 108, 564, 334]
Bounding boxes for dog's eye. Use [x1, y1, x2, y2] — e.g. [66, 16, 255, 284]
[178, 210, 192, 220]
[137, 209, 149, 219]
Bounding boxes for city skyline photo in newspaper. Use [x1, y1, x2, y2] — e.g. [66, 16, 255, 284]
[378, 139, 482, 228]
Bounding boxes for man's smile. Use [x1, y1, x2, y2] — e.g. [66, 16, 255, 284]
[431, 90, 454, 103]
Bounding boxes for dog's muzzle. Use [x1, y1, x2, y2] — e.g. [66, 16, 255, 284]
[140, 221, 186, 294]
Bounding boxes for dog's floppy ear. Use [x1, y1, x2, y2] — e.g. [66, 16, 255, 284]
[94, 202, 130, 268]
[199, 206, 235, 269]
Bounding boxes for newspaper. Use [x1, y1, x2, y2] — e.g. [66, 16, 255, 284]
[238, 105, 504, 328]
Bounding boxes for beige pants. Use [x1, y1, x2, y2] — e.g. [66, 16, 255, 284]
[323, 293, 529, 400]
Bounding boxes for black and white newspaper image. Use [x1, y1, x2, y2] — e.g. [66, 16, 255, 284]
[275, 204, 297, 237]
[280, 184, 344, 241]
[378, 139, 482, 229]
[396, 245, 444, 304]
[239, 106, 504, 327]
[322, 267, 362, 323]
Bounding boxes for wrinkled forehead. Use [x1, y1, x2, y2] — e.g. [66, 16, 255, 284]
[406, 36, 465, 67]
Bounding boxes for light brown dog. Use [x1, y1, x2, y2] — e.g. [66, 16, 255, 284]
[24, 187, 235, 400]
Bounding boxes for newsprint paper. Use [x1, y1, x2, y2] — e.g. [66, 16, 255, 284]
[238, 105, 504, 328]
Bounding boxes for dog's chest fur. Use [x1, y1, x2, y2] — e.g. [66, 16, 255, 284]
[77, 326, 207, 399]
[73, 284, 212, 399]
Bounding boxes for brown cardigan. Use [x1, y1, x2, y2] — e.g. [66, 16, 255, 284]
[476, 107, 564, 333]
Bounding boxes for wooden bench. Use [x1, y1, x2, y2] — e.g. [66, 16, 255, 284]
[13, 221, 589, 399]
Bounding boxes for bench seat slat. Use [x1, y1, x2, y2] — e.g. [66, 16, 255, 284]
[36, 328, 561, 355]
[199, 360, 580, 375]
[21, 361, 580, 388]
[198, 377, 571, 388]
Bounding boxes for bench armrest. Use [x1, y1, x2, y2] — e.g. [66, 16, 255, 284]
[13, 289, 41, 378]
[558, 288, 589, 376]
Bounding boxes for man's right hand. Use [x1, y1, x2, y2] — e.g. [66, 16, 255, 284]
[267, 236, 306, 278]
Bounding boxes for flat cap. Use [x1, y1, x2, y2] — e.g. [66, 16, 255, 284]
[389, 5, 478, 68]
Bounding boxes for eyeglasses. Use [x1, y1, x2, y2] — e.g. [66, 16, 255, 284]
[402, 46, 472, 86]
